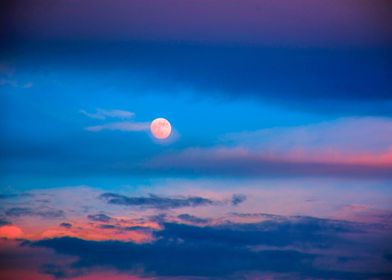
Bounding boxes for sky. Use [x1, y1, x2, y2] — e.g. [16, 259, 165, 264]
[1, 0, 392, 279]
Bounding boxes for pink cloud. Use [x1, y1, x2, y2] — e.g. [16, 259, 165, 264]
[0, 225, 24, 239]
[146, 118, 392, 176]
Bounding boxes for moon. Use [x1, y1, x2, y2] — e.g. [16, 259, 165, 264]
[150, 117, 172, 139]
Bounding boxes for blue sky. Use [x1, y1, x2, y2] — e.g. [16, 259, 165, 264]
[1, 55, 339, 189]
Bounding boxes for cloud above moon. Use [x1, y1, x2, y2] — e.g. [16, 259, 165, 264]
[80, 109, 135, 120]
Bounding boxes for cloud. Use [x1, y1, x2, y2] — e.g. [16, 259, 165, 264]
[146, 147, 392, 178]
[177, 214, 210, 224]
[123, 226, 154, 232]
[87, 214, 112, 222]
[0, 194, 19, 199]
[32, 237, 316, 279]
[0, 219, 11, 226]
[145, 118, 392, 177]
[0, 193, 33, 199]
[223, 117, 392, 155]
[0, 184, 390, 278]
[0, 225, 23, 239]
[5, 207, 64, 219]
[59, 222, 72, 229]
[31, 215, 392, 279]
[231, 194, 247, 206]
[332, 204, 392, 224]
[0, 238, 78, 279]
[7, 42, 391, 117]
[100, 193, 216, 209]
[156, 218, 360, 249]
[85, 121, 149, 132]
[80, 109, 134, 120]
[81, 108, 150, 133]
[98, 224, 116, 229]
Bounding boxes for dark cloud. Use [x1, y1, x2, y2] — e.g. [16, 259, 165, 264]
[87, 213, 112, 223]
[5, 208, 34, 217]
[59, 222, 72, 229]
[5, 207, 64, 219]
[231, 194, 247, 206]
[98, 224, 116, 229]
[384, 253, 392, 262]
[228, 213, 373, 234]
[123, 226, 153, 232]
[156, 219, 353, 249]
[3, 42, 392, 116]
[96, 223, 154, 231]
[0, 219, 11, 226]
[177, 214, 210, 224]
[0, 194, 19, 199]
[32, 216, 392, 279]
[231, 212, 283, 219]
[100, 193, 216, 209]
[148, 214, 167, 223]
[33, 237, 318, 279]
[0, 193, 33, 199]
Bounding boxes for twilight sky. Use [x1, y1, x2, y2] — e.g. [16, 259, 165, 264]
[1, 1, 392, 279]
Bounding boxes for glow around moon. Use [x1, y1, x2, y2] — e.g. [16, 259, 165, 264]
[150, 117, 172, 139]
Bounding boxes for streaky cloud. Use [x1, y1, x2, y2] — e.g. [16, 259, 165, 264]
[86, 121, 149, 132]
[80, 108, 134, 120]
[146, 118, 392, 178]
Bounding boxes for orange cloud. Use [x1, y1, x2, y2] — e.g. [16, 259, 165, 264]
[0, 225, 24, 239]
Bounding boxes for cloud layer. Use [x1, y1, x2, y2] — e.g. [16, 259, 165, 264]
[100, 193, 217, 209]
[146, 118, 392, 177]
[0, 183, 391, 278]
[30, 216, 392, 279]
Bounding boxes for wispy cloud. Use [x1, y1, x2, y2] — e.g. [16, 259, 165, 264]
[223, 117, 392, 154]
[80, 109, 134, 120]
[85, 121, 149, 132]
[81, 109, 150, 132]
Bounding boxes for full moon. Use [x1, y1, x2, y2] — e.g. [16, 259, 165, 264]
[150, 117, 172, 139]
